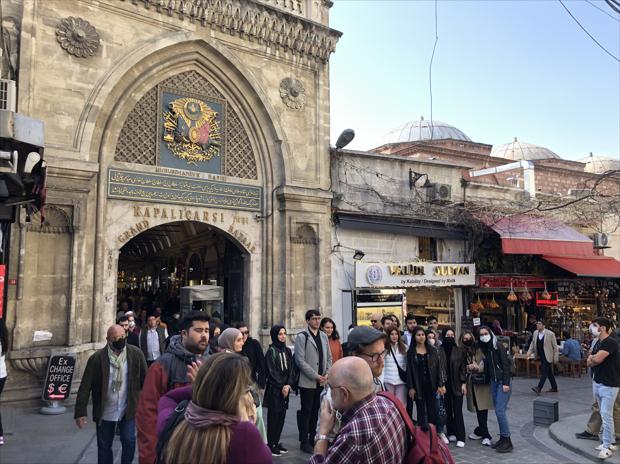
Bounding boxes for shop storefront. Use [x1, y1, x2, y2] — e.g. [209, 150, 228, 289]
[354, 262, 476, 332]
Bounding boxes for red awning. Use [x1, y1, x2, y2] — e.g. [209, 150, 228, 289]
[488, 215, 594, 256]
[542, 255, 620, 278]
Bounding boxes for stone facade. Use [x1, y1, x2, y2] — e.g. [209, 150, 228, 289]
[2, 0, 340, 404]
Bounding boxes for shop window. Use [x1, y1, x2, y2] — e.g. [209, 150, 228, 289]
[419, 237, 437, 261]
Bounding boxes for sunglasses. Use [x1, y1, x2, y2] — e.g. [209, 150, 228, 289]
[370, 319, 378, 323]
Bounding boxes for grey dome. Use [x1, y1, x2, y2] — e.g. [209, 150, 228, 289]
[491, 137, 560, 161]
[581, 153, 620, 174]
[381, 117, 472, 145]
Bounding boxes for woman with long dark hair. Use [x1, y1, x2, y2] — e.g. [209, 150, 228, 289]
[158, 352, 271, 464]
[463, 329, 493, 447]
[440, 327, 467, 447]
[320, 317, 343, 363]
[406, 327, 446, 427]
[264, 325, 294, 456]
[384, 326, 408, 406]
[0, 322, 7, 446]
[478, 326, 513, 453]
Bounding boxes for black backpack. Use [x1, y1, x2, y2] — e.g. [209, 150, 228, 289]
[156, 400, 189, 464]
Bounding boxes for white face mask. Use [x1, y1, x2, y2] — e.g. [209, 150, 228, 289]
[480, 334, 491, 344]
[591, 326, 600, 337]
[428, 338, 436, 346]
[128, 320, 135, 329]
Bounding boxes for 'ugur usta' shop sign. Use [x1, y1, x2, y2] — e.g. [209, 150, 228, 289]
[355, 262, 476, 288]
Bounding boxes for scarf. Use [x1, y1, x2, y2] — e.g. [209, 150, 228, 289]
[107, 345, 126, 393]
[218, 328, 241, 351]
[270, 325, 286, 349]
[184, 400, 240, 429]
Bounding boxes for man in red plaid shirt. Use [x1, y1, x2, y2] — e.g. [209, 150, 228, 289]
[309, 357, 407, 464]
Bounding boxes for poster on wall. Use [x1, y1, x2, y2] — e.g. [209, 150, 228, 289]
[355, 262, 476, 288]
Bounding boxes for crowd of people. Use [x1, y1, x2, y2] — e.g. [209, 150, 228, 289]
[71, 302, 620, 464]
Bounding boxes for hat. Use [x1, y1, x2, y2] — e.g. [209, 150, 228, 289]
[347, 326, 386, 350]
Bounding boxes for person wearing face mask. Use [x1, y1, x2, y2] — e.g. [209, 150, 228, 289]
[75, 324, 148, 464]
[406, 327, 446, 429]
[441, 328, 467, 448]
[427, 329, 449, 444]
[463, 330, 494, 447]
[478, 326, 513, 453]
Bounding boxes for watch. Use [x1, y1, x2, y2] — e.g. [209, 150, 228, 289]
[316, 434, 330, 442]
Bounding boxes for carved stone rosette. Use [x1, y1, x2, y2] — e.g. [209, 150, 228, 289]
[279, 77, 306, 110]
[9, 355, 49, 379]
[56, 17, 100, 58]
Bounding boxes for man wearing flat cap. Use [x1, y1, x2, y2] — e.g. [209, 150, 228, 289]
[347, 326, 387, 392]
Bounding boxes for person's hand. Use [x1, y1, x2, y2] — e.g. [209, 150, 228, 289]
[461, 384, 467, 396]
[187, 360, 202, 383]
[408, 388, 416, 400]
[318, 375, 328, 385]
[282, 385, 290, 397]
[502, 385, 510, 393]
[75, 417, 87, 429]
[318, 396, 335, 436]
[467, 363, 478, 372]
[437, 386, 446, 396]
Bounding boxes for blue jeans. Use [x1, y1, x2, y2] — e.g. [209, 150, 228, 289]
[593, 381, 620, 449]
[96, 418, 136, 464]
[490, 380, 511, 438]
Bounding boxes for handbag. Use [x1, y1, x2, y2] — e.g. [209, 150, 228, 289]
[470, 372, 487, 385]
[390, 347, 407, 383]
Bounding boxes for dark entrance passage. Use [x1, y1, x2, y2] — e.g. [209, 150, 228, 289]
[117, 221, 246, 325]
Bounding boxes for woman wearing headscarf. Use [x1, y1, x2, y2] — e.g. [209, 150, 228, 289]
[264, 325, 294, 456]
[218, 328, 244, 353]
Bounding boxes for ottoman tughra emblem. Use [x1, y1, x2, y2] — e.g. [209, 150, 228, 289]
[56, 17, 100, 58]
[162, 97, 222, 165]
[279, 77, 306, 110]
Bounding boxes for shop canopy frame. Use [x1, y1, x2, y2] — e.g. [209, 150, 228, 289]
[542, 255, 620, 279]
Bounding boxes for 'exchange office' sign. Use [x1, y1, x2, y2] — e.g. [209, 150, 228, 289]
[355, 262, 476, 288]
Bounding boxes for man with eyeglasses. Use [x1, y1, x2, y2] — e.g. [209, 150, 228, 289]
[370, 313, 383, 331]
[347, 326, 388, 392]
[236, 322, 267, 390]
[75, 324, 147, 464]
[309, 357, 407, 464]
[295, 309, 333, 454]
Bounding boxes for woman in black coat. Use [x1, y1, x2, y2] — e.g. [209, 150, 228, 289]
[407, 326, 446, 427]
[440, 327, 468, 447]
[264, 325, 294, 456]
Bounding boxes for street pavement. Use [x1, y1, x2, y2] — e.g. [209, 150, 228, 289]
[0, 373, 615, 463]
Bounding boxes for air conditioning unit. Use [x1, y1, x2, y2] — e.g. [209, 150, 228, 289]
[568, 188, 592, 198]
[593, 233, 610, 249]
[0, 79, 16, 112]
[428, 183, 451, 203]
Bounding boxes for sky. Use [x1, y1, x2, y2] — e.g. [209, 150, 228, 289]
[329, 0, 620, 161]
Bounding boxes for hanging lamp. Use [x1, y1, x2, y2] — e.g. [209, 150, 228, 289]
[541, 281, 551, 300]
[522, 282, 532, 301]
[507, 280, 518, 302]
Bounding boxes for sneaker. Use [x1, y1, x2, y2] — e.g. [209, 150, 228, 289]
[482, 438, 492, 446]
[596, 444, 618, 451]
[0, 436, 4, 446]
[270, 445, 282, 456]
[598, 448, 613, 460]
[448, 435, 457, 442]
[439, 433, 450, 445]
[576, 431, 599, 441]
[456, 441, 465, 448]
[300, 442, 314, 454]
[469, 432, 483, 440]
[277, 443, 289, 454]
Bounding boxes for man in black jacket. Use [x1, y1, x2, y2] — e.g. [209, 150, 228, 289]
[236, 322, 266, 389]
[75, 324, 147, 464]
[139, 311, 166, 367]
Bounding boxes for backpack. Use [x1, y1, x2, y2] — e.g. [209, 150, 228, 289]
[156, 399, 189, 464]
[377, 391, 455, 464]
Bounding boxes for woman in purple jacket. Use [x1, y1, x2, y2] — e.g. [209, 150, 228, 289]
[157, 352, 271, 464]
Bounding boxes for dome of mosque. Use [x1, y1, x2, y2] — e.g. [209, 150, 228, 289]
[581, 153, 620, 174]
[380, 117, 472, 145]
[490, 137, 560, 161]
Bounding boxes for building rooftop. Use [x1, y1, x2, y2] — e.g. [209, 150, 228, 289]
[380, 117, 472, 145]
[491, 137, 560, 161]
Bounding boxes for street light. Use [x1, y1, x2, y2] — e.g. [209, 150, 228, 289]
[335, 129, 355, 150]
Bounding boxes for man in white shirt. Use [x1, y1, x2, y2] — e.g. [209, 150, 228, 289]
[139, 311, 166, 367]
[75, 325, 147, 464]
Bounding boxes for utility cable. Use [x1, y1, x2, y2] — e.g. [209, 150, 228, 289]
[605, 0, 620, 15]
[428, 0, 439, 139]
[558, 0, 620, 62]
[585, 0, 619, 22]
